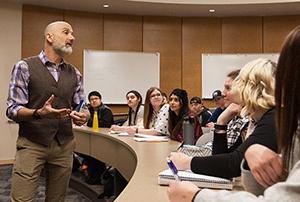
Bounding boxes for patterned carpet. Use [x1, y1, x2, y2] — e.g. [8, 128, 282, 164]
[0, 164, 91, 202]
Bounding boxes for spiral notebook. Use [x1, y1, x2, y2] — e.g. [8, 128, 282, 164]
[158, 169, 233, 190]
[134, 134, 169, 142]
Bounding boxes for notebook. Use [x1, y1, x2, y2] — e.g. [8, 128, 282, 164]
[133, 134, 169, 142]
[158, 169, 233, 190]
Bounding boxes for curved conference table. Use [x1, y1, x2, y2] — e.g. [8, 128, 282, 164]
[73, 126, 181, 202]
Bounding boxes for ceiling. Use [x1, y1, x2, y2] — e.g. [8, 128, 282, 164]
[3, 0, 300, 17]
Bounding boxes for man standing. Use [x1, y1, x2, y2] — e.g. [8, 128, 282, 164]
[6, 21, 88, 201]
[189, 96, 212, 126]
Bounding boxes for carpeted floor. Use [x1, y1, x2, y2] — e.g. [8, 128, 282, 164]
[0, 164, 91, 202]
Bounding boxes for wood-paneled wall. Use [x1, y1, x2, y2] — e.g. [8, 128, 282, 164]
[64, 11, 103, 73]
[143, 16, 182, 94]
[22, 5, 300, 111]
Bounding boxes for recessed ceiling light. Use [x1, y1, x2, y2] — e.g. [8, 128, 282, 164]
[103, 4, 110, 8]
[209, 9, 215, 13]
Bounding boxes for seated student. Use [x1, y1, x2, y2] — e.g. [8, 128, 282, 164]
[206, 90, 226, 128]
[197, 70, 247, 154]
[189, 96, 212, 126]
[162, 92, 168, 104]
[212, 69, 249, 154]
[164, 88, 203, 143]
[78, 91, 113, 184]
[110, 87, 167, 135]
[167, 26, 300, 202]
[168, 58, 277, 180]
[111, 90, 144, 131]
[86, 91, 114, 128]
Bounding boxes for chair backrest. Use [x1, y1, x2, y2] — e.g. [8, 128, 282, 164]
[196, 127, 213, 146]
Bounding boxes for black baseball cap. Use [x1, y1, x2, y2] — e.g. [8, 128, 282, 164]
[212, 90, 222, 100]
[190, 97, 202, 104]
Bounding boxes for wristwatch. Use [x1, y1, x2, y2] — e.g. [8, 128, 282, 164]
[32, 109, 42, 119]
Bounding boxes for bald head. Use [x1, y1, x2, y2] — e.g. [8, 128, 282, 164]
[44, 21, 72, 37]
[44, 21, 75, 58]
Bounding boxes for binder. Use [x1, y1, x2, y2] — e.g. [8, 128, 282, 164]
[158, 169, 233, 190]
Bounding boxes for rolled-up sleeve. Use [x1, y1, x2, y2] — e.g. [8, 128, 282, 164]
[72, 67, 85, 106]
[6, 61, 30, 121]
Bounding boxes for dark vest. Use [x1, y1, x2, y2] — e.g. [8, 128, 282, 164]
[19, 56, 78, 146]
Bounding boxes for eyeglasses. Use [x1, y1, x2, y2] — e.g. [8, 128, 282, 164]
[90, 97, 100, 101]
[150, 93, 162, 98]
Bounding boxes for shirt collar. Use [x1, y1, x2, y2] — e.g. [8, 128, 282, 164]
[39, 50, 65, 66]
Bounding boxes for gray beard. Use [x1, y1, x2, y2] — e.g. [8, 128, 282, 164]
[53, 44, 73, 57]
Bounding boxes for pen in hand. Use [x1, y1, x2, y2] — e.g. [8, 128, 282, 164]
[167, 157, 181, 181]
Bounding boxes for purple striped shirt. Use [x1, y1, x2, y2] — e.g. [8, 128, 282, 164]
[6, 51, 85, 121]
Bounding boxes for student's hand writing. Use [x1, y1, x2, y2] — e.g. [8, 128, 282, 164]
[70, 111, 88, 126]
[169, 152, 192, 171]
[245, 144, 283, 187]
[37, 95, 71, 118]
[167, 180, 200, 202]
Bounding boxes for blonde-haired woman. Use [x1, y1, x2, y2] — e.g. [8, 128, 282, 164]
[232, 58, 275, 121]
[168, 58, 277, 183]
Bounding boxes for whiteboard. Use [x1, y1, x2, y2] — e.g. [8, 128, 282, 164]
[201, 53, 279, 99]
[83, 50, 160, 104]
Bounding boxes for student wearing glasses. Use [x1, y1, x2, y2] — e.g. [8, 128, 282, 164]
[110, 87, 168, 135]
[136, 87, 169, 135]
[86, 91, 114, 128]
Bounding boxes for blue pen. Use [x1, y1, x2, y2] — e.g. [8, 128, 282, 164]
[76, 100, 85, 112]
[166, 157, 181, 181]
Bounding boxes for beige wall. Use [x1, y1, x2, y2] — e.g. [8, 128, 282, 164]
[2, 3, 300, 160]
[22, 5, 300, 110]
[0, 2, 22, 160]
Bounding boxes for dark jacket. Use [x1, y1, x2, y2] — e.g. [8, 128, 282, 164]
[198, 108, 212, 126]
[87, 104, 114, 128]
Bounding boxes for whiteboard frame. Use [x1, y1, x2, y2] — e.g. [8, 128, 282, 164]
[83, 50, 160, 104]
[201, 53, 279, 99]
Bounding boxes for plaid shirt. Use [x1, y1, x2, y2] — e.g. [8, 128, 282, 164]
[227, 116, 249, 148]
[6, 51, 85, 121]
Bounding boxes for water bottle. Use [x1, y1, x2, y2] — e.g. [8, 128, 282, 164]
[92, 111, 99, 131]
[183, 116, 194, 145]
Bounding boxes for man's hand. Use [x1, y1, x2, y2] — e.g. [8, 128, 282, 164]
[70, 111, 88, 126]
[37, 95, 71, 119]
[245, 144, 283, 187]
[167, 181, 200, 202]
[169, 152, 192, 171]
